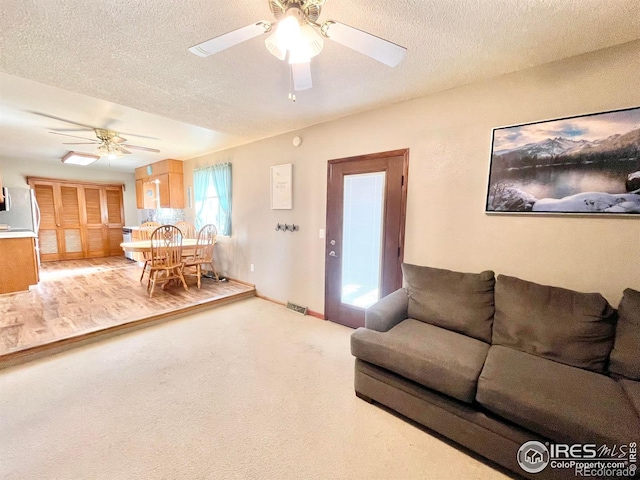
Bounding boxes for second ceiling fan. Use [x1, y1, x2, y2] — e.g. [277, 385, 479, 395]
[189, 0, 407, 100]
[52, 128, 160, 159]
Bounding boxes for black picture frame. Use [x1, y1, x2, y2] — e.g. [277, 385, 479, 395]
[485, 106, 640, 215]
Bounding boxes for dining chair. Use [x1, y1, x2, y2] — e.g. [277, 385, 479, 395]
[183, 224, 218, 288]
[174, 221, 197, 239]
[138, 221, 160, 283]
[147, 225, 189, 298]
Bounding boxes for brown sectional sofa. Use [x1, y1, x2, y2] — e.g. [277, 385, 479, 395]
[351, 264, 640, 480]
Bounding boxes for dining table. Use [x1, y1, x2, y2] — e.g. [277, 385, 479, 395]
[120, 238, 200, 255]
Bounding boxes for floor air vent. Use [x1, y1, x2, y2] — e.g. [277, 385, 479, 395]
[287, 302, 308, 315]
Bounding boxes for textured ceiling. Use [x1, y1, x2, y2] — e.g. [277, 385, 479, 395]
[1, 0, 639, 170]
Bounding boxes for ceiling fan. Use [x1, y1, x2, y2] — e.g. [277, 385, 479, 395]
[189, 0, 407, 100]
[50, 128, 160, 160]
[28, 112, 161, 160]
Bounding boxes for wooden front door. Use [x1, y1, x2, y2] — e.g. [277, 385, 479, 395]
[324, 149, 408, 328]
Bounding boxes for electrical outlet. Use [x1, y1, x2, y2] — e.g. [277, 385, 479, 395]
[250, 264, 254, 272]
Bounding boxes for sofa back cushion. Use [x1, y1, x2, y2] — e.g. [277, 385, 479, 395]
[493, 275, 616, 373]
[609, 288, 640, 379]
[402, 263, 495, 343]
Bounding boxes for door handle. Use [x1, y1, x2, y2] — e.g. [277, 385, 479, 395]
[329, 251, 337, 257]
[330, 240, 336, 245]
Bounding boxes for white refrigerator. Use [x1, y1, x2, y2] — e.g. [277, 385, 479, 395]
[0, 187, 42, 264]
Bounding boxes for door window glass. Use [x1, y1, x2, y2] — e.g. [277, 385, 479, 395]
[341, 172, 386, 308]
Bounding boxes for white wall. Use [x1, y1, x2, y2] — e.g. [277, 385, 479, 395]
[189, 40, 639, 310]
[0, 156, 137, 225]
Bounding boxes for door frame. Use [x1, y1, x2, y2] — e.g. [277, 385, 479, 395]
[324, 149, 409, 327]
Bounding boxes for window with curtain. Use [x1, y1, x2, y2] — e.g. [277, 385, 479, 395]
[194, 162, 232, 236]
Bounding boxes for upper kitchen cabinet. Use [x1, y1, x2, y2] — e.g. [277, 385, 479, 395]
[135, 159, 184, 209]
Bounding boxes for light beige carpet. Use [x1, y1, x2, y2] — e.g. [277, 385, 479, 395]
[0, 298, 510, 480]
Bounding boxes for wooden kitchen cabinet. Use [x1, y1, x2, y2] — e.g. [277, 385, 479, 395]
[29, 178, 124, 262]
[135, 159, 184, 209]
[135, 179, 144, 209]
[0, 236, 39, 294]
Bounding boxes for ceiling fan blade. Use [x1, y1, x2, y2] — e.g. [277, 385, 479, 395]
[117, 132, 160, 140]
[189, 21, 272, 57]
[28, 111, 97, 129]
[62, 142, 100, 145]
[122, 144, 161, 153]
[292, 62, 312, 91]
[112, 136, 127, 144]
[49, 132, 98, 141]
[50, 128, 95, 132]
[118, 147, 132, 155]
[322, 21, 407, 67]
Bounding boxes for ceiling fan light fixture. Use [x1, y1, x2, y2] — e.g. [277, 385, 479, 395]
[106, 144, 124, 160]
[267, 4, 324, 62]
[61, 151, 100, 166]
[96, 144, 109, 157]
[265, 16, 300, 59]
[288, 25, 323, 63]
[277, 8, 303, 45]
[265, 32, 287, 60]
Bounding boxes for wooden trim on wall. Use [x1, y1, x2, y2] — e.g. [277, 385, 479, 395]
[27, 177, 124, 189]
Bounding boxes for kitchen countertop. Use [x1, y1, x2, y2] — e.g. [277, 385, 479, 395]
[0, 229, 37, 239]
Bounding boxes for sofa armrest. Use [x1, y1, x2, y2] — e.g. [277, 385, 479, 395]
[365, 288, 409, 332]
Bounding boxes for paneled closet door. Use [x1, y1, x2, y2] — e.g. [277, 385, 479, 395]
[58, 185, 84, 259]
[30, 178, 125, 262]
[33, 183, 62, 262]
[83, 186, 108, 258]
[105, 186, 124, 256]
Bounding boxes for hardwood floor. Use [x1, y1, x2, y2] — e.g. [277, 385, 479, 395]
[0, 256, 255, 359]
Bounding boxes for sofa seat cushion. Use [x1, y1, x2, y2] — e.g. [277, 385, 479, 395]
[477, 345, 640, 446]
[619, 379, 640, 418]
[402, 263, 495, 343]
[610, 288, 640, 379]
[351, 319, 490, 403]
[493, 275, 616, 373]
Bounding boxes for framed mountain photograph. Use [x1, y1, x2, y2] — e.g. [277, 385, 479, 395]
[485, 106, 640, 215]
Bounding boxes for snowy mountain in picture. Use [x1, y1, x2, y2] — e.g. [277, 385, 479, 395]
[493, 129, 639, 159]
[494, 137, 591, 157]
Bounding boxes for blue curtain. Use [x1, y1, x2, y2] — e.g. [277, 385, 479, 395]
[193, 162, 232, 235]
[212, 162, 232, 236]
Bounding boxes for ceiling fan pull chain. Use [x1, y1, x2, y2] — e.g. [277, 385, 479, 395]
[288, 64, 296, 102]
